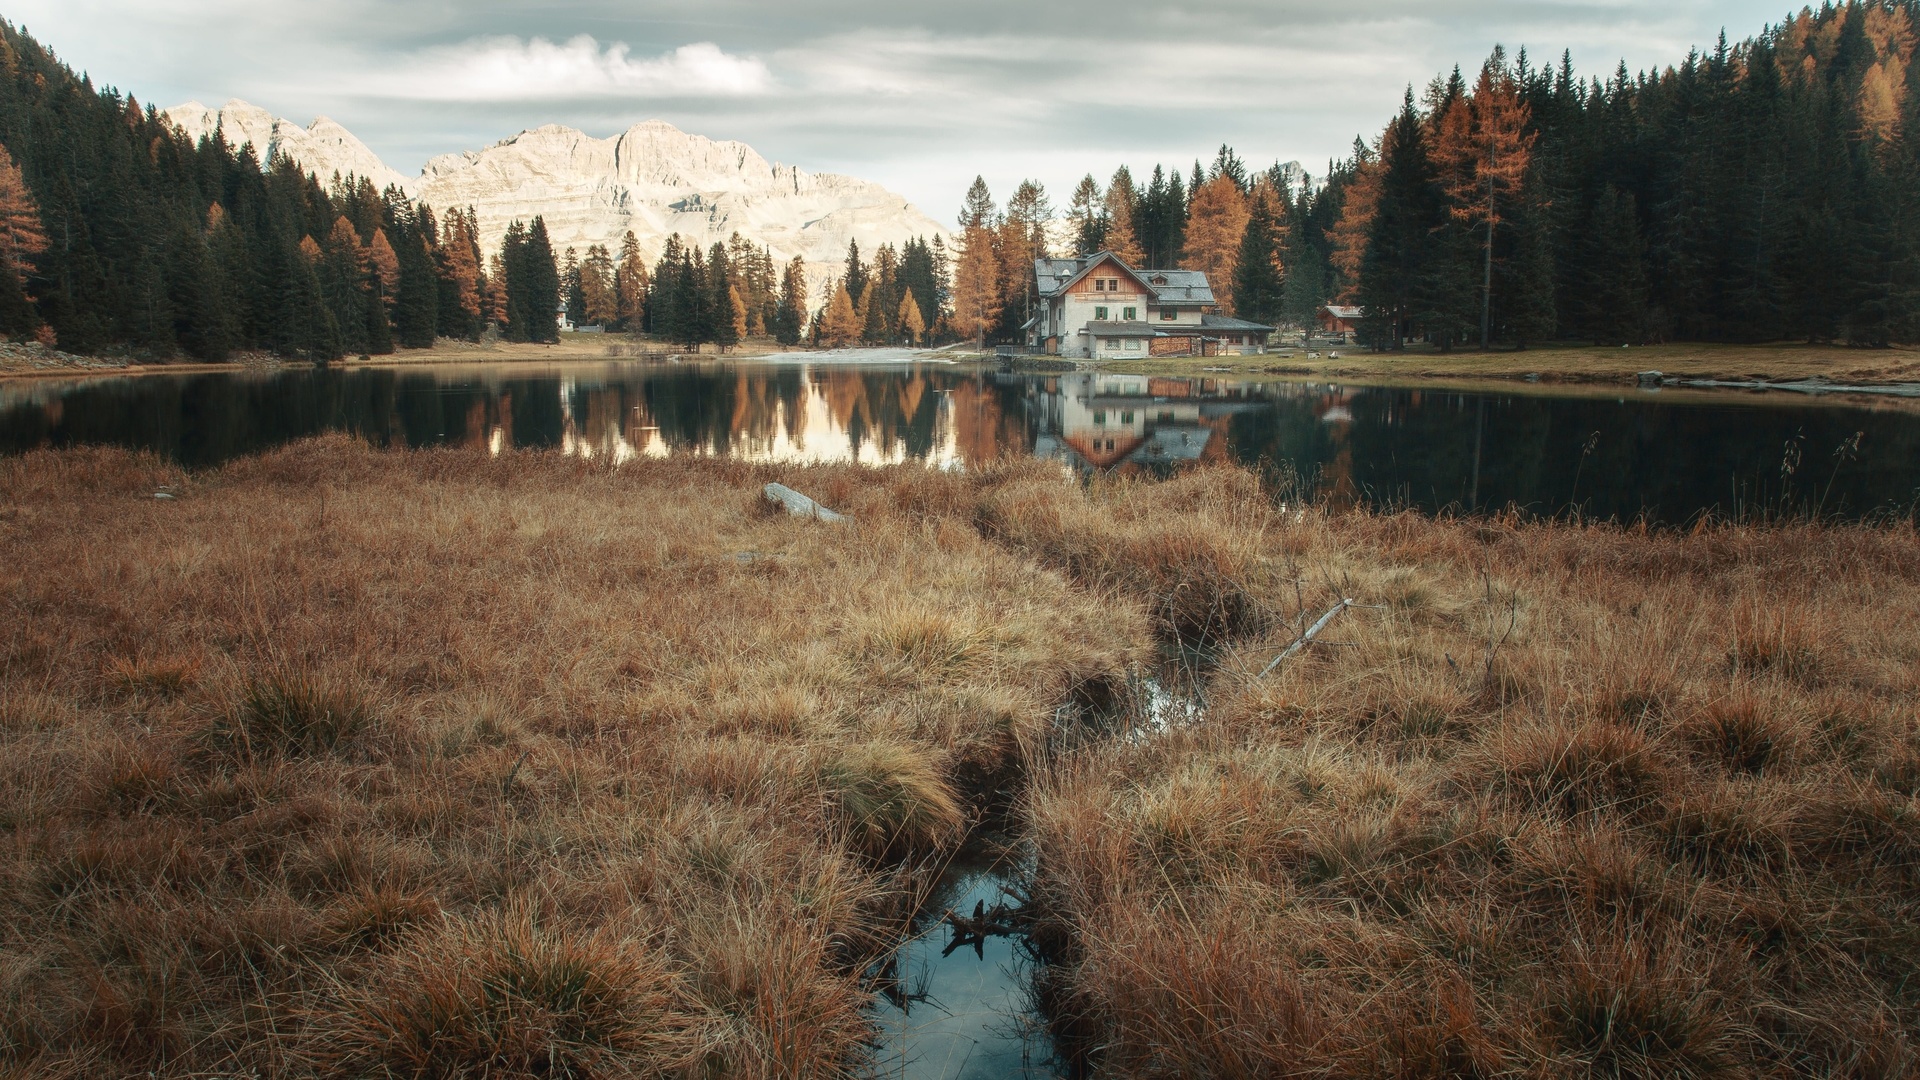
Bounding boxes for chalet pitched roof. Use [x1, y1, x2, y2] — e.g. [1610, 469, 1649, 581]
[1140, 270, 1214, 305]
[1200, 314, 1276, 333]
[1035, 253, 1216, 305]
[1080, 321, 1158, 338]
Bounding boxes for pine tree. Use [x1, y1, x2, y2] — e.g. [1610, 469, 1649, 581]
[953, 177, 1002, 346]
[581, 244, 617, 326]
[842, 240, 867, 309]
[952, 224, 1001, 347]
[500, 220, 530, 342]
[522, 217, 561, 343]
[775, 255, 808, 346]
[387, 212, 438, 349]
[483, 252, 509, 332]
[1357, 91, 1446, 349]
[1068, 175, 1104, 256]
[435, 207, 484, 340]
[729, 284, 749, 343]
[1102, 167, 1145, 265]
[1210, 144, 1250, 191]
[1445, 51, 1537, 348]
[708, 242, 738, 351]
[561, 247, 584, 329]
[1231, 183, 1286, 324]
[1000, 180, 1050, 336]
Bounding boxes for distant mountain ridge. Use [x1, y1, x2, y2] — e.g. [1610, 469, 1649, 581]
[163, 100, 950, 286]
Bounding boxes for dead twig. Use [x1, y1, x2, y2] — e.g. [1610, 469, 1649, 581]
[1258, 599, 1380, 677]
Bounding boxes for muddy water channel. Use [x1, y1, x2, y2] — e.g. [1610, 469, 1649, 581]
[5, 357, 1920, 520]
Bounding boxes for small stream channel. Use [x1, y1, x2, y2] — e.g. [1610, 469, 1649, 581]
[868, 844, 1058, 1079]
[867, 667, 1209, 1079]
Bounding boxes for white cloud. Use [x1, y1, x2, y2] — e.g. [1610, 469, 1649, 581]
[386, 36, 774, 101]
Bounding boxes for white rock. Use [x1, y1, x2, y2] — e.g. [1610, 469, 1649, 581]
[163, 99, 414, 195]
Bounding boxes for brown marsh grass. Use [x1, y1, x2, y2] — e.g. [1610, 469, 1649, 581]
[1025, 480, 1920, 1077]
[4, 439, 1917, 1077]
[0, 438, 1144, 1077]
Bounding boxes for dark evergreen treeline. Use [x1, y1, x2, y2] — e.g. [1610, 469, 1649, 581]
[1292, 0, 1920, 347]
[0, 20, 583, 359]
[1050, 0, 1919, 349]
[807, 238, 949, 348]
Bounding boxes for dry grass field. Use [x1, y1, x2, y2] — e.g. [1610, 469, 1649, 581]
[1020, 474, 1920, 1077]
[1, 440, 1915, 1077]
[0, 439, 1141, 1078]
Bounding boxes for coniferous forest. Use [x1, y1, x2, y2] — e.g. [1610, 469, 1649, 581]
[3, 5, 1919, 359]
[969, 0, 1920, 350]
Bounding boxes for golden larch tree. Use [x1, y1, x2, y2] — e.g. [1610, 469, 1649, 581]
[1327, 142, 1385, 303]
[818, 282, 860, 347]
[1442, 56, 1535, 349]
[327, 216, 366, 275]
[950, 224, 1001, 347]
[1182, 175, 1250, 312]
[367, 228, 401, 305]
[0, 145, 47, 285]
[439, 208, 484, 321]
[581, 244, 618, 326]
[729, 284, 749, 341]
[615, 231, 649, 329]
[898, 292, 925, 345]
[1101, 176, 1145, 266]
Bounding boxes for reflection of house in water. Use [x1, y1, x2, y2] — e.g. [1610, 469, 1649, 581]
[1024, 373, 1259, 472]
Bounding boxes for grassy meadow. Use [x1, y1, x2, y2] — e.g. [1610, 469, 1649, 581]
[1, 439, 1916, 1076]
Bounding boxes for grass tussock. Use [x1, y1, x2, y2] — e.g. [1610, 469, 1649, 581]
[0, 437, 1145, 1077]
[976, 465, 1279, 644]
[1027, 483, 1920, 1076]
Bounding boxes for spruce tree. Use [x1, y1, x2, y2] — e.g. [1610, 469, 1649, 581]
[523, 217, 561, 343]
[707, 242, 738, 351]
[1232, 187, 1285, 324]
[775, 255, 808, 346]
[1357, 91, 1446, 349]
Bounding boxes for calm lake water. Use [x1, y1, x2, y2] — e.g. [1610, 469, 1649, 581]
[4, 356, 1919, 521]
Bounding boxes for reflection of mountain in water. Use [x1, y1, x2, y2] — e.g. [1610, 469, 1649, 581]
[4, 363, 1917, 522]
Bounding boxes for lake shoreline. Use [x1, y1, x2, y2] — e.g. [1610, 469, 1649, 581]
[16, 339, 1920, 400]
[1079, 340, 1920, 389]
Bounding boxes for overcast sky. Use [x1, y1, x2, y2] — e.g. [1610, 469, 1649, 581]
[15, 0, 1791, 221]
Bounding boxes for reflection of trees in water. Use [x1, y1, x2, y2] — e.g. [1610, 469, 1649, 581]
[7, 367, 1918, 520]
[1228, 385, 1920, 520]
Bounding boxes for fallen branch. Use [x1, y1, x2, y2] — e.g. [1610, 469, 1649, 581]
[1258, 599, 1366, 677]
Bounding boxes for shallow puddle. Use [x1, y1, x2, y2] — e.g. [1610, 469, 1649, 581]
[869, 849, 1062, 1079]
